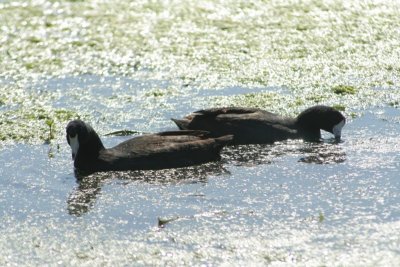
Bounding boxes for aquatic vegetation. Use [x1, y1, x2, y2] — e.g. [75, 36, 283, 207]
[0, 0, 399, 143]
[212, 92, 295, 114]
[332, 85, 357, 95]
[332, 104, 346, 112]
[0, 104, 81, 143]
[318, 211, 325, 223]
[144, 88, 177, 98]
[45, 119, 55, 143]
[0, 0, 399, 88]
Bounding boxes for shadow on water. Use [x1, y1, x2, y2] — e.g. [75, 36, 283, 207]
[67, 161, 230, 216]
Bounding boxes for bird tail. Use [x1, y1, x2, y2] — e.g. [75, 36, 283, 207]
[171, 118, 190, 130]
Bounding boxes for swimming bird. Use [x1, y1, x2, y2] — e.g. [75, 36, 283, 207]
[66, 120, 232, 173]
[172, 105, 345, 145]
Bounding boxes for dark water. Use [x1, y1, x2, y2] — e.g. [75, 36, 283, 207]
[1, 77, 399, 266]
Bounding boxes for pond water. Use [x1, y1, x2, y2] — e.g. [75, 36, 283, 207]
[1, 76, 399, 266]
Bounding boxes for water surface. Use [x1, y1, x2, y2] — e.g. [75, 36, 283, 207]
[1, 0, 400, 266]
[1, 98, 400, 266]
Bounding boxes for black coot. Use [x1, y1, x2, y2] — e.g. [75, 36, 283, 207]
[66, 120, 233, 173]
[172, 105, 345, 145]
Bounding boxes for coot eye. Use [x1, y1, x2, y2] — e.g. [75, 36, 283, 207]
[66, 125, 79, 137]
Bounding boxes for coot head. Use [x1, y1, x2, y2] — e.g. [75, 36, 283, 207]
[296, 105, 346, 141]
[66, 120, 104, 160]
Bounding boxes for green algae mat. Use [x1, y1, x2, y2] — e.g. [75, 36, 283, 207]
[1, 0, 400, 142]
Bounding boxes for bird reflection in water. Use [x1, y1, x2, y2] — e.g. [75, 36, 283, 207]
[67, 162, 230, 216]
[298, 138, 346, 164]
[221, 138, 346, 166]
[67, 138, 345, 216]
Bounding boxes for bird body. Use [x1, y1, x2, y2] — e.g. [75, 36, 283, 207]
[66, 120, 232, 173]
[172, 106, 345, 145]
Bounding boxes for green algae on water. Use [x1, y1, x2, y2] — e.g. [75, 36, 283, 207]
[318, 211, 325, 223]
[1, 0, 400, 143]
[1, 0, 400, 90]
[0, 107, 82, 143]
[332, 85, 357, 95]
[144, 88, 177, 98]
[332, 104, 346, 112]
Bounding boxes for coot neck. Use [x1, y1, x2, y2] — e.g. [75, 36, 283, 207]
[296, 125, 321, 141]
[74, 128, 105, 170]
[295, 111, 322, 141]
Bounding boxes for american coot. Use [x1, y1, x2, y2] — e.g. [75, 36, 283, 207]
[66, 120, 233, 173]
[172, 105, 346, 145]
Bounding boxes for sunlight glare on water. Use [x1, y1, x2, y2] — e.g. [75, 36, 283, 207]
[1, 106, 400, 266]
[1, 0, 400, 266]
